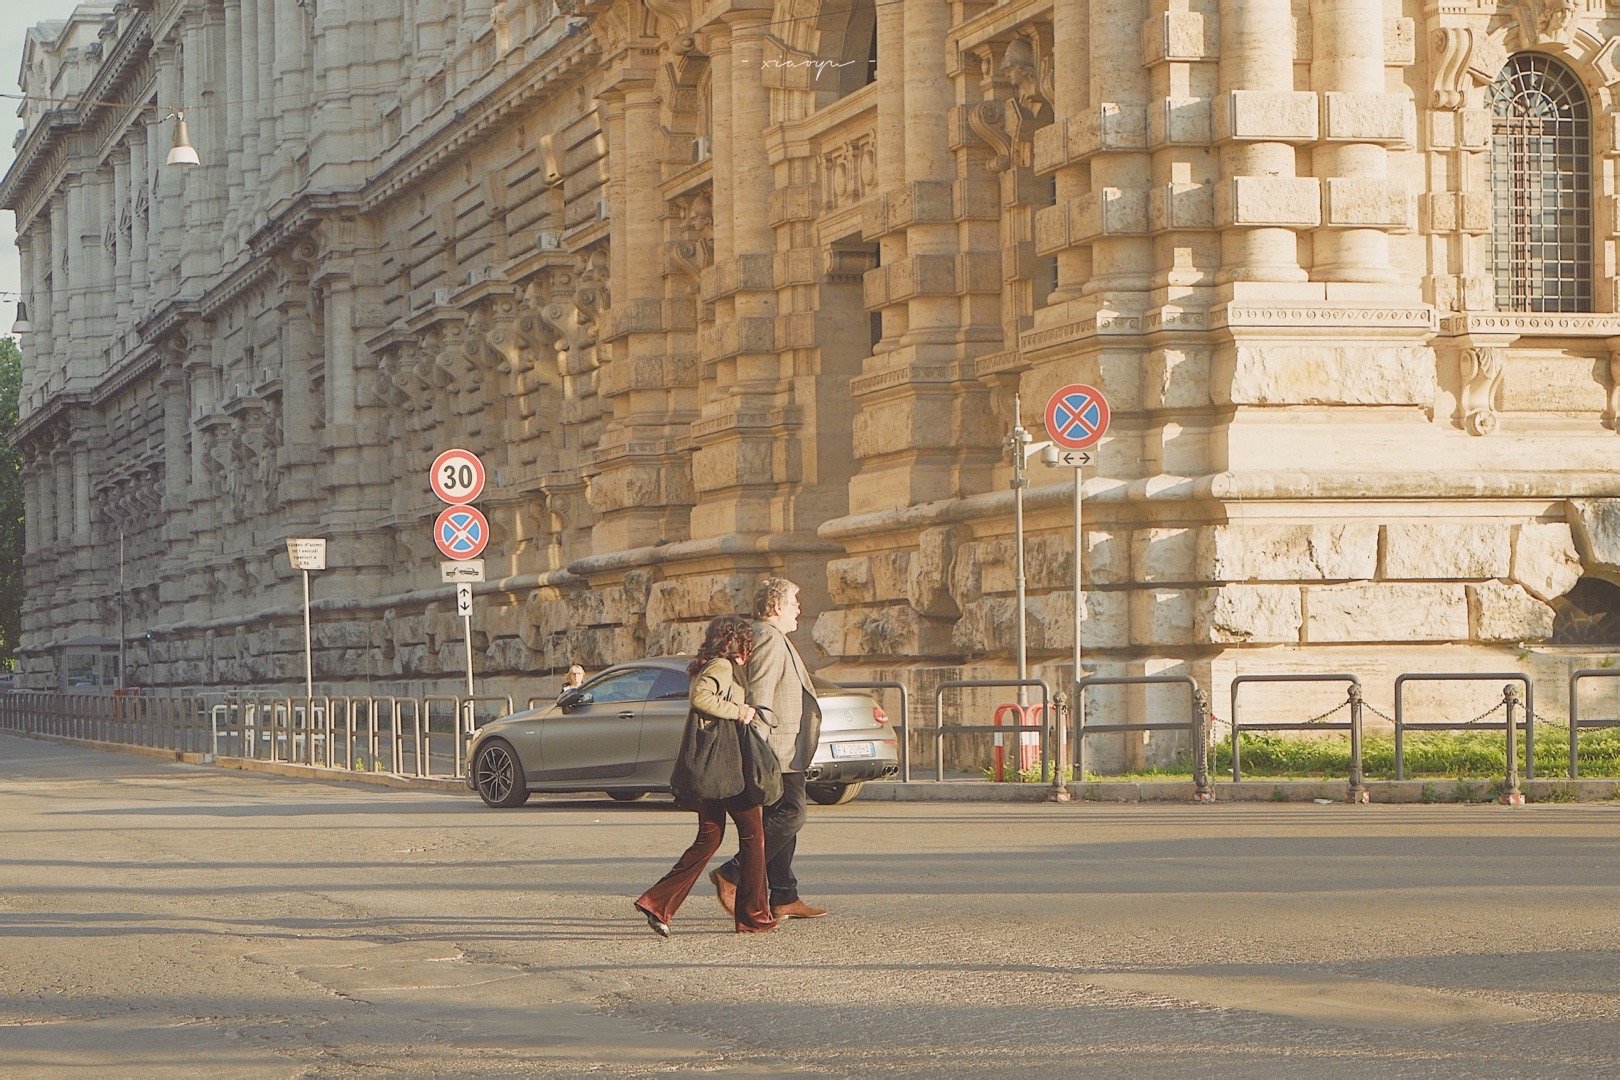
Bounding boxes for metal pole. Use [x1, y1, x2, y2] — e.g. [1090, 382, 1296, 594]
[463, 611, 475, 697]
[1010, 395, 1030, 710]
[117, 529, 126, 691]
[1050, 466, 1082, 803]
[301, 568, 314, 700]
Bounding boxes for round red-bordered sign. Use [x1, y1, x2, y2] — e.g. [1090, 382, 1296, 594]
[434, 504, 490, 560]
[1044, 384, 1111, 451]
[430, 448, 486, 505]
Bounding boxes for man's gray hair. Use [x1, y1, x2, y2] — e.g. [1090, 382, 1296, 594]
[754, 576, 799, 619]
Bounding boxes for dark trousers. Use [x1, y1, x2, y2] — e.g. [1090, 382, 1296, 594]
[718, 771, 807, 906]
[636, 795, 775, 932]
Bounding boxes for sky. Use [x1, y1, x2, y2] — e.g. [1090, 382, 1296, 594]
[1, 0, 87, 338]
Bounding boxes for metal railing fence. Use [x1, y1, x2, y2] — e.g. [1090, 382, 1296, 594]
[930, 680, 1052, 783]
[1073, 674, 1212, 801]
[1393, 673, 1532, 800]
[1229, 673, 1365, 801]
[1567, 669, 1620, 779]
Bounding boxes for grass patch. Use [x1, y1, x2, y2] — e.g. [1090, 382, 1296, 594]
[1216, 727, 1620, 780]
[974, 727, 1620, 783]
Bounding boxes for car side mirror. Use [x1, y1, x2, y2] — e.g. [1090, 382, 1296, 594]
[559, 689, 591, 709]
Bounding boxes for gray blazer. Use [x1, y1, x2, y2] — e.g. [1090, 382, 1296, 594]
[746, 620, 821, 772]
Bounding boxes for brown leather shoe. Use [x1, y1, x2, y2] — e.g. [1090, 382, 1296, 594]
[771, 899, 828, 920]
[708, 869, 736, 915]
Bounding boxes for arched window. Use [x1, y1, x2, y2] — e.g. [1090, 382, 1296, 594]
[1487, 54, 1592, 312]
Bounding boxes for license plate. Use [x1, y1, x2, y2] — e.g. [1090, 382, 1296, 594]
[830, 741, 875, 759]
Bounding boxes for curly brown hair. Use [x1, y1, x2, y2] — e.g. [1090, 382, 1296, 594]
[688, 615, 754, 675]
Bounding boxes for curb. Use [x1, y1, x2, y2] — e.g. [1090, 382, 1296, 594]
[9, 732, 1620, 803]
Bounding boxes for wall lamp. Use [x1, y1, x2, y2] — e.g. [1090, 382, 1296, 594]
[1, 292, 29, 334]
[163, 111, 199, 166]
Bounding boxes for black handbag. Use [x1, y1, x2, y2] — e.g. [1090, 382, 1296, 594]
[740, 720, 784, 807]
[668, 707, 745, 808]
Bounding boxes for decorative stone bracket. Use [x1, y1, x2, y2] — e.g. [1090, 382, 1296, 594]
[1459, 345, 1505, 435]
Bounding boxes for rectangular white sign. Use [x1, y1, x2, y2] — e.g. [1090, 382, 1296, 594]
[456, 581, 474, 617]
[286, 538, 328, 571]
[441, 559, 486, 583]
[1048, 450, 1094, 468]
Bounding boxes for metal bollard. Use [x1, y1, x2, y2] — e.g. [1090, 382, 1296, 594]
[1347, 683, 1368, 803]
[1502, 683, 1525, 805]
[1048, 691, 1071, 802]
[1192, 689, 1213, 803]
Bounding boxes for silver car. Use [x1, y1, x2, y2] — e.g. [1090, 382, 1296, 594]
[467, 658, 899, 808]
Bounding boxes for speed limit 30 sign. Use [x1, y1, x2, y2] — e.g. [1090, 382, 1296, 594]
[430, 448, 486, 504]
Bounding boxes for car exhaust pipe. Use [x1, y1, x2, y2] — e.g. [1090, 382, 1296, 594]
[881, 763, 899, 778]
[805, 765, 824, 781]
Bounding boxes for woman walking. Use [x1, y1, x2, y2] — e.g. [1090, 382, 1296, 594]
[634, 615, 777, 936]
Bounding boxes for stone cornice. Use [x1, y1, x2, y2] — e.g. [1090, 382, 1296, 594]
[566, 531, 842, 580]
[245, 191, 364, 260]
[360, 30, 598, 214]
[1437, 312, 1620, 339]
[134, 296, 201, 343]
[948, 0, 1054, 55]
[197, 256, 278, 320]
[91, 342, 164, 406]
[80, 11, 154, 137]
[10, 391, 93, 451]
[818, 470, 1620, 544]
[0, 112, 75, 225]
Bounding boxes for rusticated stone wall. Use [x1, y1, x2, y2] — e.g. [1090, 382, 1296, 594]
[5, 0, 1620, 773]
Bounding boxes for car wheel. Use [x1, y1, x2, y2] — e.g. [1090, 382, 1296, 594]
[473, 739, 530, 808]
[806, 781, 863, 806]
[606, 790, 648, 802]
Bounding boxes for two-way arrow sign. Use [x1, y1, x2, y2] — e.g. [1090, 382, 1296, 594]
[1048, 450, 1094, 468]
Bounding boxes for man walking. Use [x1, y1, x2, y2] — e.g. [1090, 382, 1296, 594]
[710, 577, 827, 920]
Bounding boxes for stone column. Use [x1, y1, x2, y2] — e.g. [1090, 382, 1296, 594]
[49, 198, 68, 357]
[111, 151, 130, 324]
[871, 0, 906, 349]
[153, 43, 184, 285]
[897, 0, 956, 348]
[54, 450, 72, 546]
[1309, 0, 1401, 284]
[1047, 0, 1086, 301]
[127, 133, 148, 314]
[1084, 0, 1153, 299]
[1215, 0, 1310, 284]
[72, 443, 92, 544]
[161, 360, 190, 516]
[236, 0, 260, 220]
[222, 0, 244, 237]
[274, 0, 308, 143]
[257, 0, 279, 193]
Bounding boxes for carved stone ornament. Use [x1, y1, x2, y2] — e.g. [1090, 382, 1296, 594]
[1459, 346, 1505, 435]
[1516, 0, 1579, 49]
[1430, 26, 1511, 110]
[1607, 347, 1620, 433]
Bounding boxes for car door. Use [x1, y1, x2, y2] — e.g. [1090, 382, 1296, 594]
[624, 665, 693, 787]
[535, 666, 661, 782]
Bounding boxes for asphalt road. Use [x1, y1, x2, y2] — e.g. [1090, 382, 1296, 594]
[2, 732, 1619, 1078]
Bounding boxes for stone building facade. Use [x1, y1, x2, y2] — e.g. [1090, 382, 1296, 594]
[3, 0, 1619, 751]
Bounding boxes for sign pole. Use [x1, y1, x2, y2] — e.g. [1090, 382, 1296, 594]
[1042, 382, 1109, 803]
[301, 567, 314, 700]
[1010, 396, 1030, 711]
[461, 588, 475, 697]
[285, 539, 327, 702]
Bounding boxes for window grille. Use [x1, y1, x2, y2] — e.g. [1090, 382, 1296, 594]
[1488, 54, 1592, 312]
